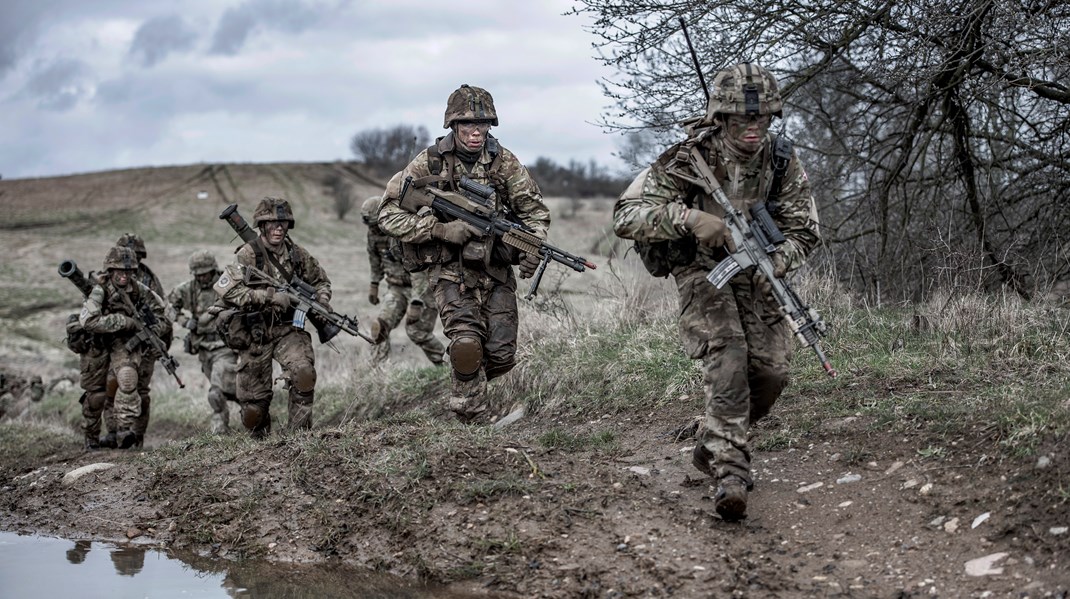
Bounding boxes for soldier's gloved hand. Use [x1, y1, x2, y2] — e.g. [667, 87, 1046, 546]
[685, 209, 736, 252]
[269, 289, 292, 311]
[518, 252, 542, 279]
[316, 290, 332, 313]
[754, 253, 788, 304]
[405, 299, 424, 324]
[122, 315, 141, 331]
[431, 220, 474, 246]
[182, 316, 197, 332]
[368, 282, 380, 305]
[248, 288, 272, 306]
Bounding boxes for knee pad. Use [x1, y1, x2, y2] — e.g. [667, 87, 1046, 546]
[241, 403, 267, 431]
[106, 375, 118, 399]
[86, 390, 108, 411]
[116, 366, 138, 393]
[292, 365, 316, 394]
[449, 336, 482, 381]
[207, 387, 226, 412]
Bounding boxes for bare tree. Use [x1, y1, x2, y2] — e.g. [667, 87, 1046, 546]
[350, 124, 430, 178]
[573, 0, 1070, 301]
[325, 173, 355, 221]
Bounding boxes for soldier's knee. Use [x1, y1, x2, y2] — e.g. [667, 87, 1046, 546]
[449, 336, 482, 381]
[241, 403, 268, 431]
[292, 365, 316, 393]
[115, 367, 138, 393]
[86, 391, 109, 411]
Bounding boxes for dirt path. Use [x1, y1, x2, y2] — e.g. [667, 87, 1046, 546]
[2, 403, 1066, 598]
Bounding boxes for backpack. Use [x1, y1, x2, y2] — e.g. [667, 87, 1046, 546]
[633, 134, 793, 278]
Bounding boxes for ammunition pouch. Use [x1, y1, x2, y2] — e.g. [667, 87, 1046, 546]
[65, 314, 95, 354]
[216, 308, 262, 350]
[391, 237, 456, 273]
[633, 237, 698, 278]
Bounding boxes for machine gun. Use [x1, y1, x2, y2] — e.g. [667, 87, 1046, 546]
[667, 146, 836, 377]
[399, 175, 597, 300]
[219, 204, 369, 344]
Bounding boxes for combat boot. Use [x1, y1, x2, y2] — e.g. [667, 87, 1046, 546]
[84, 436, 101, 451]
[714, 475, 748, 521]
[99, 432, 118, 449]
[117, 430, 138, 450]
[692, 444, 715, 478]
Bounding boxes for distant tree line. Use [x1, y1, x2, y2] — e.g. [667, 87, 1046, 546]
[350, 125, 630, 199]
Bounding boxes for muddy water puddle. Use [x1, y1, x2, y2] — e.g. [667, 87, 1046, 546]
[0, 531, 487, 598]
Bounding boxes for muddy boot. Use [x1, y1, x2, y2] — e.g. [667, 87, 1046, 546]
[210, 411, 229, 434]
[99, 432, 118, 449]
[117, 430, 138, 450]
[84, 435, 101, 451]
[133, 434, 144, 449]
[714, 475, 748, 521]
[692, 444, 715, 478]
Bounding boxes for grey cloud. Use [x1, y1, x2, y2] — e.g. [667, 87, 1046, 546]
[23, 58, 92, 111]
[129, 15, 198, 67]
[210, 0, 321, 55]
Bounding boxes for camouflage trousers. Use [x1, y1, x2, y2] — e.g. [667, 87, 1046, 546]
[372, 283, 446, 366]
[198, 346, 238, 432]
[79, 346, 111, 440]
[235, 326, 316, 436]
[433, 276, 518, 419]
[676, 266, 792, 488]
[104, 341, 145, 433]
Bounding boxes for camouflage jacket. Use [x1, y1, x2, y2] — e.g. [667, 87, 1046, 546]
[613, 128, 820, 273]
[138, 263, 165, 298]
[378, 133, 551, 287]
[215, 236, 331, 311]
[79, 275, 170, 343]
[168, 278, 226, 351]
[367, 223, 411, 287]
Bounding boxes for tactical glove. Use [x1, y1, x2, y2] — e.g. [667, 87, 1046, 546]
[431, 220, 474, 246]
[405, 299, 424, 324]
[754, 252, 788, 304]
[182, 316, 197, 332]
[368, 282, 380, 305]
[316, 290, 332, 313]
[518, 252, 542, 279]
[685, 209, 735, 251]
[122, 315, 141, 331]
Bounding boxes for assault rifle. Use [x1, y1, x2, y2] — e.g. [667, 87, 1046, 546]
[117, 284, 185, 388]
[667, 146, 837, 377]
[243, 264, 374, 343]
[219, 204, 371, 344]
[399, 175, 597, 299]
[58, 259, 95, 298]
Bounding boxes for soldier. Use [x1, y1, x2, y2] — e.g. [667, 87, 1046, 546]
[378, 84, 551, 422]
[79, 246, 171, 449]
[613, 63, 822, 520]
[362, 195, 446, 366]
[214, 197, 331, 437]
[169, 250, 238, 433]
[115, 233, 169, 447]
[64, 311, 113, 449]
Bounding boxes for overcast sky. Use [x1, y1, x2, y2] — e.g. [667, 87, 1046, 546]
[0, 0, 627, 180]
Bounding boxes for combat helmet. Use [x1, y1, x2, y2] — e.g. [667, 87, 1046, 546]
[188, 250, 219, 275]
[253, 197, 296, 230]
[103, 246, 139, 271]
[444, 84, 498, 128]
[705, 63, 783, 121]
[116, 233, 147, 259]
[360, 196, 381, 225]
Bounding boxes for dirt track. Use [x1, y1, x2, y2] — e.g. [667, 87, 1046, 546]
[2, 399, 1067, 598]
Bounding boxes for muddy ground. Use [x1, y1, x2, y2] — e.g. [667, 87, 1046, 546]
[2, 395, 1067, 598]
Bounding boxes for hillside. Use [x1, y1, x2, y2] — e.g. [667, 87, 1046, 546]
[1, 163, 1068, 597]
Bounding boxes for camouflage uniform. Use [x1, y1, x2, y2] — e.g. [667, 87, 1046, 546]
[64, 287, 114, 448]
[378, 84, 550, 421]
[79, 246, 171, 449]
[114, 233, 169, 447]
[613, 63, 821, 517]
[169, 250, 238, 434]
[215, 197, 330, 437]
[363, 196, 446, 366]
